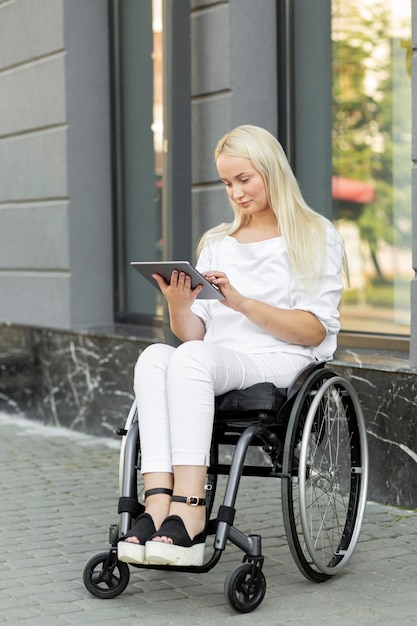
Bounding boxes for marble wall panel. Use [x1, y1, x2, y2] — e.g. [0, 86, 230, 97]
[331, 362, 417, 508]
[0, 323, 162, 437]
[0, 324, 41, 414]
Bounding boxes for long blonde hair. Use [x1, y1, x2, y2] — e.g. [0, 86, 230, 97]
[197, 125, 328, 290]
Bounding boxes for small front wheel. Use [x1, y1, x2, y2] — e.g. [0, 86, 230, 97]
[224, 563, 266, 613]
[83, 551, 130, 599]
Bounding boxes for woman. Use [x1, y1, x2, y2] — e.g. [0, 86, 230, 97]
[118, 125, 344, 567]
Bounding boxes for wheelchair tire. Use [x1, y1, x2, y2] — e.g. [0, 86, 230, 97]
[281, 370, 368, 582]
[83, 551, 130, 599]
[224, 563, 266, 613]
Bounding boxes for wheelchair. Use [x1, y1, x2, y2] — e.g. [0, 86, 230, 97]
[83, 361, 368, 613]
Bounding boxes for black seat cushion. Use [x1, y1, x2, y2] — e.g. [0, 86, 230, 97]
[215, 382, 287, 419]
[213, 362, 326, 427]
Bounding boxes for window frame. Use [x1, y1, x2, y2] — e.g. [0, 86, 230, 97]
[108, 0, 192, 325]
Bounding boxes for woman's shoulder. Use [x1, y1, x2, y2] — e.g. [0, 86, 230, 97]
[200, 232, 227, 253]
[197, 233, 227, 265]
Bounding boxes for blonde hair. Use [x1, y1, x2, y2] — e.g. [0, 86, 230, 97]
[197, 125, 328, 291]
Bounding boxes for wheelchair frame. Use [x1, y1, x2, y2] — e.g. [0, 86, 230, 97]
[83, 362, 368, 613]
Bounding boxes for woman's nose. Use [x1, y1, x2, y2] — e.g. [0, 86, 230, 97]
[233, 185, 244, 199]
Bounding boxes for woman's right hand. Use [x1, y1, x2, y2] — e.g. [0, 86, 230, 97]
[153, 271, 206, 342]
[153, 271, 203, 310]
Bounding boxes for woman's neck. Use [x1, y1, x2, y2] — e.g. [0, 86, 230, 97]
[231, 215, 280, 243]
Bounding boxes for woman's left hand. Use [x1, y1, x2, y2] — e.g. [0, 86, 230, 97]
[203, 271, 245, 311]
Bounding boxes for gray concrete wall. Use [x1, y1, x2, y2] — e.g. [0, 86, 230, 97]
[63, 0, 113, 328]
[0, 0, 113, 329]
[0, 0, 69, 327]
[190, 0, 278, 251]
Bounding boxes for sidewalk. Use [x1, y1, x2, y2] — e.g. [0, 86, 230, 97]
[1, 410, 417, 625]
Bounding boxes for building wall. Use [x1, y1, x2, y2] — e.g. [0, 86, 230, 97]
[0, 0, 113, 328]
[190, 0, 278, 247]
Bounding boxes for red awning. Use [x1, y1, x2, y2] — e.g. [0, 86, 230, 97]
[332, 176, 376, 204]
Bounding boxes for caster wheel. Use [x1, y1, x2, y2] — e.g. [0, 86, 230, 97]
[83, 551, 130, 599]
[224, 563, 266, 613]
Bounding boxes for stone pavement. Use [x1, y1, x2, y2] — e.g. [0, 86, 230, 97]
[1, 411, 417, 626]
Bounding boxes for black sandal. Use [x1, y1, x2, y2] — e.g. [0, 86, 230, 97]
[117, 488, 172, 565]
[145, 495, 207, 567]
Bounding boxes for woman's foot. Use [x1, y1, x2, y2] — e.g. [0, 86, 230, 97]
[117, 512, 156, 564]
[145, 515, 207, 566]
[118, 487, 172, 564]
[152, 496, 206, 544]
[146, 495, 207, 566]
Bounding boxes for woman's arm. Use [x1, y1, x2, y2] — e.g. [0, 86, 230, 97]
[204, 271, 326, 347]
[235, 298, 325, 346]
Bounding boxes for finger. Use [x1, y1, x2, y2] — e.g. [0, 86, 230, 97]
[170, 270, 179, 286]
[174, 271, 194, 289]
[192, 284, 203, 296]
[203, 270, 225, 278]
[152, 273, 168, 290]
[212, 276, 228, 288]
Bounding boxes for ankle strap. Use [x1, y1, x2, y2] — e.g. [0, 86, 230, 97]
[144, 488, 173, 500]
[171, 495, 206, 507]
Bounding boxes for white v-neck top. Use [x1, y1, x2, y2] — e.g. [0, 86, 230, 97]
[191, 222, 344, 360]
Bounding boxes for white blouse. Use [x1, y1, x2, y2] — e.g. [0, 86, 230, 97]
[191, 222, 344, 361]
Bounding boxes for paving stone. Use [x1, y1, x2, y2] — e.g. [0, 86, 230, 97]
[2, 411, 417, 624]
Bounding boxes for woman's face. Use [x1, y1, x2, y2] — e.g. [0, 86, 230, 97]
[216, 155, 271, 217]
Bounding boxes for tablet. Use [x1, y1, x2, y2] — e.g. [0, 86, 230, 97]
[130, 261, 225, 300]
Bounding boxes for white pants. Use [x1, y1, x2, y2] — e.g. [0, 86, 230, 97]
[134, 341, 313, 474]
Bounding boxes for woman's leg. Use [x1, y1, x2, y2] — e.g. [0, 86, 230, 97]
[152, 341, 312, 544]
[124, 344, 176, 548]
[134, 343, 176, 475]
[167, 341, 311, 469]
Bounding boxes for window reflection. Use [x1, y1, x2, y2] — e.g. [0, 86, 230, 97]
[115, 0, 164, 321]
[152, 0, 164, 317]
[332, 0, 411, 335]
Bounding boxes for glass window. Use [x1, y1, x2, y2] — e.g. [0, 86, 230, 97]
[112, 0, 164, 323]
[332, 0, 412, 335]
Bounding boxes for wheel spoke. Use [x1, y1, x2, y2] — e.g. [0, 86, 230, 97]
[91, 571, 105, 585]
[106, 574, 121, 589]
[83, 552, 130, 599]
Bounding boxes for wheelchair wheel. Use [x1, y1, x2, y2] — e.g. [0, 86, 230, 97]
[83, 551, 130, 599]
[224, 563, 266, 613]
[281, 371, 368, 582]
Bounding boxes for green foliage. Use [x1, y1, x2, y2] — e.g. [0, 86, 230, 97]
[342, 278, 410, 309]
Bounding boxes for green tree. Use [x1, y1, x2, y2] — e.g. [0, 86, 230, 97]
[332, 0, 411, 281]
